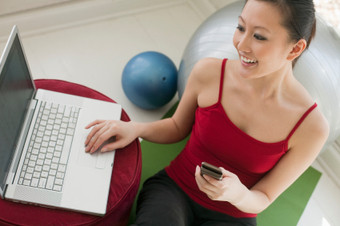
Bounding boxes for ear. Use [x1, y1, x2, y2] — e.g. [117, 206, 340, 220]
[287, 39, 307, 61]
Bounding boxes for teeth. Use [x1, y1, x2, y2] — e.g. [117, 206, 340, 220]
[241, 56, 257, 63]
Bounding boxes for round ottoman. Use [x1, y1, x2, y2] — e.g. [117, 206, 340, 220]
[0, 79, 142, 226]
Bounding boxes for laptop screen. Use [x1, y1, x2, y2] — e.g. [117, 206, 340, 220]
[0, 31, 35, 194]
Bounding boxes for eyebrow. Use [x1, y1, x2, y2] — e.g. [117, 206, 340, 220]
[238, 16, 271, 33]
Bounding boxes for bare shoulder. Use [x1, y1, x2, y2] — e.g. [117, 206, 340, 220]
[189, 57, 223, 84]
[193, 57, 222, 71]
[286, 76, 329, 146]
[305, 107, 329, 139]
[291, 105, 329, 150]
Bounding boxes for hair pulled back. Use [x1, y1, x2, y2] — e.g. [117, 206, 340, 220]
[246, 0, 316, 65]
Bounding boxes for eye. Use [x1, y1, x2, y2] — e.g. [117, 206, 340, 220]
[254, 33, 267, 41]
[236, 24, 245, 32]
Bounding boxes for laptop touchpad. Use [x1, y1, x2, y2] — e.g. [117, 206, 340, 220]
[77, 134, 114, 168]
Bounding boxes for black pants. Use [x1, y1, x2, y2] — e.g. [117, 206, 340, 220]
[131, 170, 256, 226]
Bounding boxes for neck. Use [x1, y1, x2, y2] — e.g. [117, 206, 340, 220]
[243, 64, 294, 101]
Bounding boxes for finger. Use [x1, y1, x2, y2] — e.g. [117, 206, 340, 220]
[195, 166, 208, 184]
[195, 166, 210, 184]
[84, 122, 106, 146]
[195, 166, 204, 186]
[195, 165, 201, 176]
[85, 123, 109, 152]
[195, 165, 219, 186]
[85, 120, 105, 129]
[220, 167, 234, 179]
[100, 139, 124, 152]
[89, 125, 113, 153]
[195, 176, 221, 201]
[196, 179, 216, 199]
[202, 174, 219, 184]
[195, 166, 216, 192]
[87, 129, 111, 153]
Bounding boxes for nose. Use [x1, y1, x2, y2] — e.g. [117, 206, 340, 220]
[236, 33, 251, 53]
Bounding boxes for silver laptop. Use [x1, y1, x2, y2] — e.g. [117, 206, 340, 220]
[0, 25, 122, 216]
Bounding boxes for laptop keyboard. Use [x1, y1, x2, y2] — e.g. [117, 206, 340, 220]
[18, 101, 80, 192]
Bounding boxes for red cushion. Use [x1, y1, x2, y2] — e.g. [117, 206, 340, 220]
[0, 79, 141, 226]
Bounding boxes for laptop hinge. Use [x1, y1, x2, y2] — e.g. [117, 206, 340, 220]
[6, 99, 39, 185]
[0, 184, 7, 199]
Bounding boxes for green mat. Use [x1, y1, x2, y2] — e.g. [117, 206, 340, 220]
[129, 103, 321, 226]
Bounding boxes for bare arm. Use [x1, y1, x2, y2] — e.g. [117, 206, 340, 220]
[84, 59, 212, 152]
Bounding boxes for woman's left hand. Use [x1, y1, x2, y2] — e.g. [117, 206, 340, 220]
[195, 165, 248, 205]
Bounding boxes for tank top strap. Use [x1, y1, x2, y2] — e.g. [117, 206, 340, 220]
[218, 58, 228, 103]
[286, 103, 318, 141]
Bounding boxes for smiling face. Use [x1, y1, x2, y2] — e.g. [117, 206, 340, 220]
[233, 0, 297, 79]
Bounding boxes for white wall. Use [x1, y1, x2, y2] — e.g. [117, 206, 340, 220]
[0, 0, 233, 122]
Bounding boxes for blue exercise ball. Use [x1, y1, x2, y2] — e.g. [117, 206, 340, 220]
[178, 0, 340, 150]
[122, 51, 177, 110]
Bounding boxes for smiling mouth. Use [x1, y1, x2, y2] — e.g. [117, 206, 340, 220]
[241, 56, 258, 64]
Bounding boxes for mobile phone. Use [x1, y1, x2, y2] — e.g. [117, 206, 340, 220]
[200, 162, 223, 181]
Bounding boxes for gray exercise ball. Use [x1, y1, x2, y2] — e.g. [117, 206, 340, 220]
[178, 0, 340, 149]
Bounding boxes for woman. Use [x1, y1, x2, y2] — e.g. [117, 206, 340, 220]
[85, 0, 329, 225]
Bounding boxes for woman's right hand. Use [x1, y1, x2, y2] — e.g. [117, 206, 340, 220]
[84, 120, 137, 153]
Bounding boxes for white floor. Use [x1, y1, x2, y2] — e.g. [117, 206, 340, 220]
[0, 0, 340, 225]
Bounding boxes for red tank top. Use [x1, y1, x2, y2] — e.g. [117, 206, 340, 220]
[165, 58, 317, 218]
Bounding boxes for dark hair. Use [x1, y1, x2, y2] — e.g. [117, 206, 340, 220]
[247, 0, 316, 66]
